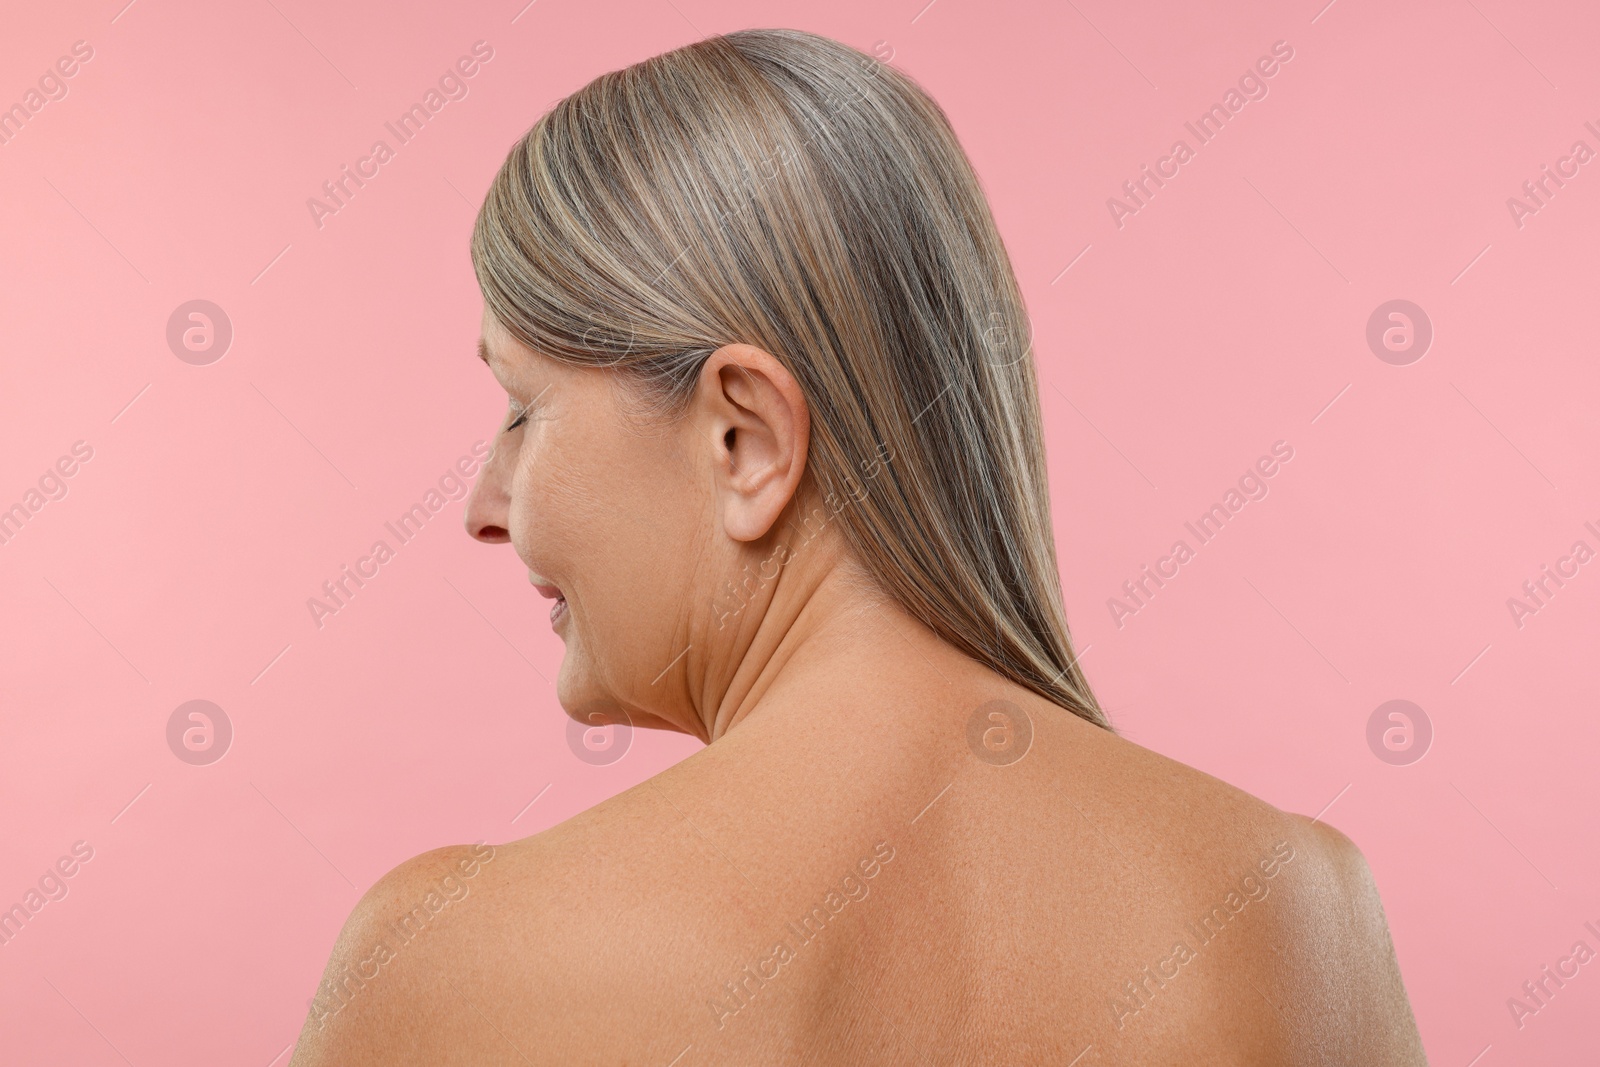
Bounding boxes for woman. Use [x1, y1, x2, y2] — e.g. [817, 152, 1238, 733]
[291, 28, 1427, 1065]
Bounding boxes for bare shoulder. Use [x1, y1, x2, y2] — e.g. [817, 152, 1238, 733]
[1250, 812, 1430, 1065]
[286, 785, 717, 1067]
[1151, 769, 1427, 1060]
[286, 840, 518, 1067]
[1061, 725, 1427, 1063]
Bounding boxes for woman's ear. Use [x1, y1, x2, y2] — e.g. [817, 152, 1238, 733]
[695, 343, 810, 542]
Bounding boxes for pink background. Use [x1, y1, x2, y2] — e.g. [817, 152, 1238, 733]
[2, 0, 1597, 1061]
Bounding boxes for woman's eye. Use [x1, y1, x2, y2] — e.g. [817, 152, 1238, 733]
[502, 385, 549, 433]
[503, 398, 531, 432]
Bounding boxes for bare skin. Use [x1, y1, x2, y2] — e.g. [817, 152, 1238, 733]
[288, 312, 1429, 1066]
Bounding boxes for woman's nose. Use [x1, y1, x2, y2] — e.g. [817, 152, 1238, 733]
[463, 450, 512, 544]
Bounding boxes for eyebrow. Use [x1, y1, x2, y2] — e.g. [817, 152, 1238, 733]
[476, 338, 490, 364]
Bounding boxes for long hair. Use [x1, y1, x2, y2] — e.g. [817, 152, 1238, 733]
[471, 28, 1111, 732]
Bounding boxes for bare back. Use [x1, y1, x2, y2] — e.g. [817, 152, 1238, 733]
[289, 670, 1427, 1066]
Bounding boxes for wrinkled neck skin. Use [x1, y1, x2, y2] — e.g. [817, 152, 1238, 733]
[659, 489, 975, 753]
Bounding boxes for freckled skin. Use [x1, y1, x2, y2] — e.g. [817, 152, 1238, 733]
[287, 310, 1428, 1067]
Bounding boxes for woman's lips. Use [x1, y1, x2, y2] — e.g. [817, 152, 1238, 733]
[529, 574, 567, 627]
